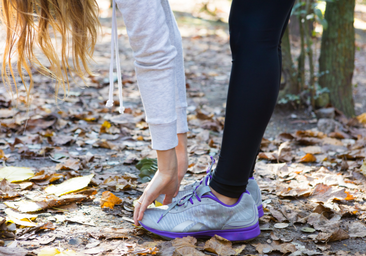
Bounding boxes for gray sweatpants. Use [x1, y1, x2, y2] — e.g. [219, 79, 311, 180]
[115, 0, 188, 150]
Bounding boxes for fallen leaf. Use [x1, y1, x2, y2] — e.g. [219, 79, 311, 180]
[55, 159, 81, 171]
[124, 153, 139, 165]
[0, 179, 20, 199]
[45, 174, 94, 196]
[360, 159, 366, 177]
[310, 183, 347, 203]
[301, 227, 316, 233]
[270, 241, 296, 254]
[204, 235, 237, 256]
[0, 166, 34, 182]
[307, 213, 340, 233]
[172, 236, 205, 256]
[357, 113, 366, 124]
[274, 223, 289, 229]
[253, 243, 273, 254]
[349, 221, 366, 238]
[100, 191, 122, 209]
[0, 247, 28, 256]
[5, 208, 38, 227]
[100, 120, 112, 133]
[38, 248, 84, 256]
[301, 146, 322, 155]
[5, 194, 90, 212]
[90, 228, 129, 239]
[299, 153, 317, 163]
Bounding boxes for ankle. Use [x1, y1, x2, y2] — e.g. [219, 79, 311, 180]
[210, 186, 239, 205]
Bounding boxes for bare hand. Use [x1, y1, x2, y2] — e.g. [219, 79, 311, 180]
[134, 148, 178, 225]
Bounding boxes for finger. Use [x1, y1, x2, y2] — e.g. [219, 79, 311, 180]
[134, 201, 141, 226]
[163, 194, 173, 205]
[138, 196, 153, 222]
[134, 195, 144, 226]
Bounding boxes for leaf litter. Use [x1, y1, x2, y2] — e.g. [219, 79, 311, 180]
[0, 4, 366, 255]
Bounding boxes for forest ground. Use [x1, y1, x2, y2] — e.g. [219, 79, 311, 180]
[1, 1, 366, 255]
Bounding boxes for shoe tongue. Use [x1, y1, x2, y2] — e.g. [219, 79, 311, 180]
[196, 183, 211, 198]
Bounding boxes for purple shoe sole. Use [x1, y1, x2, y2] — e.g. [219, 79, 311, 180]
[258, 204, 264, 218]
[140, 221, 261, 241]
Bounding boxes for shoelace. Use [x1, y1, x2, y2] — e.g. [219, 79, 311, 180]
[157, 185, 211, 223]
[157, 157, 216, 223]
[106, 0, 125, 114]
[182, 156, 216, 191]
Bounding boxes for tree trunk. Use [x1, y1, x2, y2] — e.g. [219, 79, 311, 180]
[297, 7, 306, 92]
[319, 0, 355, 117]
[304, 0, 315, 108]
[279, 27, 299, 99]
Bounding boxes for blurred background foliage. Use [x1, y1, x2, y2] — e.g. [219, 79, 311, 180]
[196, 0, 358, 117]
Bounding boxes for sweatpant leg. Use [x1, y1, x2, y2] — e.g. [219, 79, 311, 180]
[210, 0, 295, 198]
[161, 0, 188, 134]
[116, 0, 179, 150]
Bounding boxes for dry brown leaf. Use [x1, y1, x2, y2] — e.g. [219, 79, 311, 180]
[5, 194, 90, 212]
[123, 153, 139, 165]
[277, 133, 295, 141]
[357, 113, 366, 124]
[296, 130, 325, 138]
[310, 183, 347, 203]
[322, 137, 344, 146]
[276, 141, 293, 162]
[301, 146, 322, 155]
[90, 228, 130, 239]
[55, 158, 81, 171]
[253, 243, 273, 254]
[349, 221, 366, 238]
[258, 152, 276, 161]
[0, 149, 5, 160]
[270, 241, 296, 254]
[94, 140, 118, 150]
[269, 208, 287, 222]
[204, 235, 237, 256]
[52, 135, 75, 146]
[172, 236, 205, 256]
[188, 155, 211, 174]
[0, 179, 20, 199]
[307, 213, 340, 233]
[100, 191, 122, 209]
[299, 153, 317, 163]
[0, 247, 28, 256]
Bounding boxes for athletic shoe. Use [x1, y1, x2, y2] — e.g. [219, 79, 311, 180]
[140, 181, 260, 241]
[247, 177, 264, 218]
[155, 158, 264, 217]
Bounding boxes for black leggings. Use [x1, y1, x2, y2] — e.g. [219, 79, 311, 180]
[210, 0, 295, 198]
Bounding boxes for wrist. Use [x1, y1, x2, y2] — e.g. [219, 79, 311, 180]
[156, 148, 178, 176]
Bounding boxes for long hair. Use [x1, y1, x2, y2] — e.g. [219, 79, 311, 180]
[0, 0, 100, 106]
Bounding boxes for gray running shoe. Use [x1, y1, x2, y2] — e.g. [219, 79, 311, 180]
[155, 158, 264, 217]
[140, 181, 260, 241]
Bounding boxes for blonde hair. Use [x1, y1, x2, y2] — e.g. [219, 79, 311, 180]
[0, 0, 100, 106]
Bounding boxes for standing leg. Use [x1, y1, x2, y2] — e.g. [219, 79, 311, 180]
[210, 0, 295, 198]
[248, 7, 294, 179]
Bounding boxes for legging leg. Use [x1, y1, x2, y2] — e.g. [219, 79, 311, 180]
[248, 7, 294, 179]
[210, 0, 295, 198]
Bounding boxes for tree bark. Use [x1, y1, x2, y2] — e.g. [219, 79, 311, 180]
[297, 7, 306, 92]
[319, 0, 355, 117]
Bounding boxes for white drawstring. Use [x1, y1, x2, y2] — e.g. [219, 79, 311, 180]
[106, 0, 125, 113]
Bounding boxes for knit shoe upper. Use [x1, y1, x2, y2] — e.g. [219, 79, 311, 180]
[141, 181, 260, 241]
